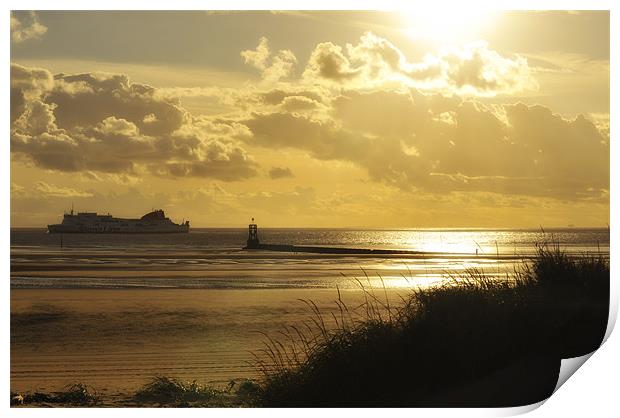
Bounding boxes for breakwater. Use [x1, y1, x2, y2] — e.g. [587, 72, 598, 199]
[243, 243, 423, 255]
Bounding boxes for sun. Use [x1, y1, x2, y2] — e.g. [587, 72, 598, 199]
[400, 7, 497, 47]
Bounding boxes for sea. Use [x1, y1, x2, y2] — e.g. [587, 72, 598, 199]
[10, 227, 609, 289]
[10, 228, 610, 395]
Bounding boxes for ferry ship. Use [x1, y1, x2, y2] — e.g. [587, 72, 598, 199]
[47, 209, 190, 234]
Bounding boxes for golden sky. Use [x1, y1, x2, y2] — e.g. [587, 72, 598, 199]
[10, 10, 609, 228]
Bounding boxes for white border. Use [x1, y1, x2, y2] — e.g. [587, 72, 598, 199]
[2, 1, 617, 417]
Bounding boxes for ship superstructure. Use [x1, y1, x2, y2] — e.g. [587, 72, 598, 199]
[47, 209, 189, 233]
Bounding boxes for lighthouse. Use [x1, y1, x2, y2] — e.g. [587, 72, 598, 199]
[247, 218, 260, 248]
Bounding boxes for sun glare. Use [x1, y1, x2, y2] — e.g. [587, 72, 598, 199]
[400, 7, 497, 47]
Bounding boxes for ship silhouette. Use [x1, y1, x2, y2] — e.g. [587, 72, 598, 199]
[47, 208, 189, 234]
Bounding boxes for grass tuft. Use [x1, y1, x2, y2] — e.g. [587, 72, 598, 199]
[11, 383, 100, 406]
[252, 243, 609, 407]
[55, 383, 100, 405]
[133, 376, 224, 406]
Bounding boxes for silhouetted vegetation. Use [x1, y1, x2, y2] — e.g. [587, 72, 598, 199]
[130, 376, 262, 407]
[133, 376, 220, 405]
[10, 243, 609, 408]
[11, 377, 263, 407]
[252, 243, 609, 407]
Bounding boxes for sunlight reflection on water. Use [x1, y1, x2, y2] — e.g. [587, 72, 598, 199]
[10, 228, 610, 393]
[10, 228, 609, 290]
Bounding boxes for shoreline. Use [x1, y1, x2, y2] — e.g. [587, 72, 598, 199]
[10, 246, 610, 407]
[11, 287, 397, 395]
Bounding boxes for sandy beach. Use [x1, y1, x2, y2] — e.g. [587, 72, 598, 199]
[11, 287, 403, 397]
[10, 228, 609, 406]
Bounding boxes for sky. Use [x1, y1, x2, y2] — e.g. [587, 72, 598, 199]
[9, 10, 610, 228]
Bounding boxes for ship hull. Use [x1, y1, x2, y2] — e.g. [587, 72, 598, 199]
[47, 210, 190, 234]
[47, 226, 189, 234]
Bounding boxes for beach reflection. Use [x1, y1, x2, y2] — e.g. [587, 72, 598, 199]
[359, 256, 513, 289]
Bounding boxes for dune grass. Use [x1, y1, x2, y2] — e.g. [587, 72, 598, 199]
[132, 376, 225, 406]
[251, 242, 609, 407]
[11, 377, 263, 407]
[130, 376, 263, 407]
[11, 383, 100, 406]
[10, 242, 609, 408]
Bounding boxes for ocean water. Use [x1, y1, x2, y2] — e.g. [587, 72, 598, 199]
[10, 228, 610, 393]
[10, 227, 610, 289]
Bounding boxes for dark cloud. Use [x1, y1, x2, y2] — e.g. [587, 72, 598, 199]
[10, 11, 47, 43]
[240, 110, 431, 190]
[269, 166, 294, 179]
[10, 63, 54, 123]
[238, 89, 608, 200]
[10, 50, 607, 203]
[10, 64, 257, 181]
[47, 72, 187, 136]
[242, 111, 370, 162]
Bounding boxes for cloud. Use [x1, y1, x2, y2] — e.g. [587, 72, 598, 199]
[236, 89, 608, 200]
[10, 64, 258, 180]
[241, 187, 317, 214]
[10, 63, 54, 123]
[10, 11, 47, 43]
[10, 63, 54, 96]
[304, 42, 361, 81]
[78, 171, 143, 185]
[46, 71, 187, 136]
[585, 113, 609, 140]
[280, 95, 323, 112]
[240, 110, 433, 191]
[34, 181, 94, 198]
[260, 88, 326, 106]
[442, 41, 535, 95]
[302, 32, 536, 97]
[241, 111, 371, 162]
[13, 100, 57, 135]
[10, 28, 607, 205]
[241, 37, 271, 71]
[97, 116, 140, 136]
[11, 183, 27, 198]
[346, 32, 443, 82]
[241, 37, 297, 82]
[331, 89, 435, 138]
[269, 166, 294, 179]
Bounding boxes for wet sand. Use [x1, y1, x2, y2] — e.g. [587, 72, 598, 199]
[11, 287, 405, 397]
[11, 228, 608, 404]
